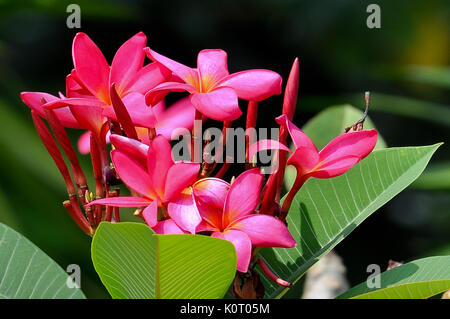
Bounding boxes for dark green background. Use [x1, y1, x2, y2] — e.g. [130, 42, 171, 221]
[0, 0, 448, 298]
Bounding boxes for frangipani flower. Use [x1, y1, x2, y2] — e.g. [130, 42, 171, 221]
[86, 135, 201, 233]
[277, 114, 378, 214]
[277, 114, 378, 181]
[193, 169, 296, 272]
[43, 32, 170, 138]
[144, 48, 282, 121]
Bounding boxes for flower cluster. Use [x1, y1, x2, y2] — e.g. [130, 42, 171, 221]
[21, 32, 377, 283]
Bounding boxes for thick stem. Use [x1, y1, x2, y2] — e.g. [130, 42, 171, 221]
[31, 111, 77, 197]
[258, 258, 291, 287]
[280, 173, 307, 221]
[259, 173, 279, 215]
[275, 126, 289, 202]
[89, 134, 105, 227]
[44, 109, 88, 189]
[245, 101, 258, 167]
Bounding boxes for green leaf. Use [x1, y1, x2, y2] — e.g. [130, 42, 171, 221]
[91, 222, 237, 299]
[337, 256, 450, 299]
[301, 104, 387, 150]
[260, 143, 441, 298]
[0, 223, 86, 299]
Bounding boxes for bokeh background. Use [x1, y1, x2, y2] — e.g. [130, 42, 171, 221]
[0, 0, 448, 298]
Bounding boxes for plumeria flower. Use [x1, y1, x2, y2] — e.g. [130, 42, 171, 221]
[86, 135, 201, 233]
[43, 32, 170, 139]
[193, 169, 296, 273]
[277, 114, 378, 214]
[144, 48, 282, 121]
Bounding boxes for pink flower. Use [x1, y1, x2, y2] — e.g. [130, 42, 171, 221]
[43, 32, 170, 137]
[193, 169, 296, 273]
[277, 114, 378, 181]
[86, 135, 201, 233]
[277, 114, 378, 215]
[144, 48, 282, 121]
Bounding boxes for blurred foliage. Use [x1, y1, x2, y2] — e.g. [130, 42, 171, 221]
[0, 0, 448, 297]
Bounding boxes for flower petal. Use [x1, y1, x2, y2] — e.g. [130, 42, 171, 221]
[111, 150, 156, 199]
[103, 92, 156, 128]
[212, 230, 252, 273]
[110, 32, 146, 95]
[152, 219, 188, 234]
[85, 196, 152, 207]
[142, 199, 158, 227]
[125, 62, 171, 95]
[167, 188, 202, 234]
[43, 97, 106, 109]
[144, 47, 198, 84]
[69, 103, 105, 135]
[230, 214, 296, 248]
[276, 114, 317, 151]
[195, 199, 224, 231]
[197, 49, 229, 83]
[145, 81, 196, 106]
[319, 129, 378, 164]
[109, 134, 149, 167]
[193, 178, 230, 230]
[72, 33, 110, 102]
[286, 146, 320, 173]
[77, 131, 91, 154]
[248, 139, 291, 164]
[223, 168, 263, 226]
[219, 69, 282, 101]
[66, 70, 93, 98]
[311, 156, 360, 178]
[147, 135, 174, 197]
[163, 162, 200, 202]
[155, 97, 196, 139]
[190, 87, 242, 121]
[196, 219, 218, 232]
[193, 178, 230, 209]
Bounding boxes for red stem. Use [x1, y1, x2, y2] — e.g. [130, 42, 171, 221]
[258, 258, 291, 287]
[280, 173, 307, 221]
[31, 111, 77, 196]
[245, 101, 258, 166]
[44, 108, 88, 201]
